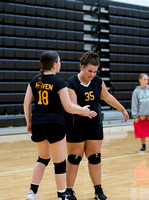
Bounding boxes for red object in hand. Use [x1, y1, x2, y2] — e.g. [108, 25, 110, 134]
[133, 119, 149, 138]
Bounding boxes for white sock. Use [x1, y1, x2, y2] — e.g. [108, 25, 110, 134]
[57, 189, 65, 193]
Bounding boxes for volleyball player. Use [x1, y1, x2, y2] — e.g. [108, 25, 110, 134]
[24, 50, 97, 200]
[65, 51, 129, 200]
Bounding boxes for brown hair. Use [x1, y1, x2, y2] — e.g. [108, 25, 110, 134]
[139, 73, 148, 80]
[37, 50, 59, 89]
[80, 51, 100, 67]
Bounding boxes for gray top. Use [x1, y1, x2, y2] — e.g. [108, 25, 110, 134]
[131, 85, 149, 118]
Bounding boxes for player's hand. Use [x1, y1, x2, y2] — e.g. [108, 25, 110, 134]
[133, 118, 139, 123]
[88, 110, 97, 119]
[27, 123, 32, 134]
[82, 105, 97, 118]
[121, 109, 129, 122]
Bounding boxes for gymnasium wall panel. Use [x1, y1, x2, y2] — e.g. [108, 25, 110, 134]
[1, 0, 149, 126]
[107, 1, 149, 110]
[0, 0, 84, 127]
[83, 0, 149, 110]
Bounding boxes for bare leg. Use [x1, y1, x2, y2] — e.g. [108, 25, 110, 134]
[88, 163, 101, 185]
[138, 115, 147, 147]
[85, 140, 107, 199]
[66, 142, 85, 187]
[32, 140, 51, 184]
[25, 139, 51, 199]
[32, 162, 47, 184]
[85, 140, 102, 186]
[140, 138, 146, 145]
[66, 162, 80, 187]
[50, 137, 67, 190]
[55, 174, 66, 190]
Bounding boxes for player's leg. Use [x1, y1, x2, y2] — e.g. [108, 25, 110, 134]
[66, 142, 85, 200]
[139, 115, 147, 151]
[140, 138, 146, 151]
[85, 140, 107, 200]
[32, 140, 51, 183]
[50, 137, 68, 200]
[85, 140, 102, 186]
[26, 140, 51, 200]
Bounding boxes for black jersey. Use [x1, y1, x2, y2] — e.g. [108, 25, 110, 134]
[66, 74, 102, 127]
[30, 74, 66, 125]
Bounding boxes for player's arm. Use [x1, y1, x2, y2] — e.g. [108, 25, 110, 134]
[58, 87, 97, 118]
[67, 88, 78, 105]
[24, 84, 34, 133]
[67, 88, 97, 117]
[131, 90, 139, 122]
[101, 81, 129, 122]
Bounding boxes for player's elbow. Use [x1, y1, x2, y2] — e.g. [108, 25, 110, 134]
[64, 104, 73, 113]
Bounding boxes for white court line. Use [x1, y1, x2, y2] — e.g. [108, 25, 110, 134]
[0, 152, 149, 175]
[81, 152, 149, 164]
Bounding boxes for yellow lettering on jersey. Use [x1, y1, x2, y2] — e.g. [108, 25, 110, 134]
[38, 90, 49, 105]
[85, 91, 95, 101]
[35, 82, 40, 88]
[35, 82, 53, 90]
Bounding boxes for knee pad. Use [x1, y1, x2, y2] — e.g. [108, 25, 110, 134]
[68, 154, 82, 165]
[37, 157, 50, 166]
[88, 153, 101, 164]
[54, 159, 66, 174]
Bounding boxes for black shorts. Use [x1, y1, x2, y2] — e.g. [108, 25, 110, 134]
[31, 123, 65, 144]
[66, 124, 103, 143]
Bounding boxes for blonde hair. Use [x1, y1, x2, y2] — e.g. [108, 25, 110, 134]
[139, 73, 148, 80]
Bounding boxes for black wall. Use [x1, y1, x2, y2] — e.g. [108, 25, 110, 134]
[108, 1, 149, 109]
[1, 0, 149, 127]
[0, 0, 84, 127]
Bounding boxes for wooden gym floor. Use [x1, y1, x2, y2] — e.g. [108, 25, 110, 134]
[0, 125, 149, 200]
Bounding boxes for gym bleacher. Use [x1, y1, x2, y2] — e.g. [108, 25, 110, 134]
[0, 0, 149, 130]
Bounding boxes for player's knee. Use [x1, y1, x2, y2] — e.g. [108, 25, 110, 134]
[54, 159, 66, 174]
[37, 156, 51, 166]
[88, 153, 101, 164]
[68, 154, 82, 165]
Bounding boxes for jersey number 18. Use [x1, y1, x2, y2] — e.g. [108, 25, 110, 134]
[38, 90, 49, 105]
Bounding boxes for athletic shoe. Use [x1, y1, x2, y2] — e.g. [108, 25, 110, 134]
[139, 147, 146, 152]
[26, 190, 39, 200]
[66, 188, 77, 200]
[94, 186, 107, 200]
[57, 191, 69, 200]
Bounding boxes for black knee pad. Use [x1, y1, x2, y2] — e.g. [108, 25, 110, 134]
[68, 154, 82, 165]
[54, 159, 66, 174]
[37, 156, 50, 166]
[88, 153, 101, 164]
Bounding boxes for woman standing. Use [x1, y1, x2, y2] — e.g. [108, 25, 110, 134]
[24, 50, 96, 200]
[131, 73, 149, 152]
[65, 51, 129, 200]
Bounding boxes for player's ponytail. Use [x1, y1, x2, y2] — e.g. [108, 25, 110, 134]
[37, 50, 59, 90]
[37, 68, 45, 90]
